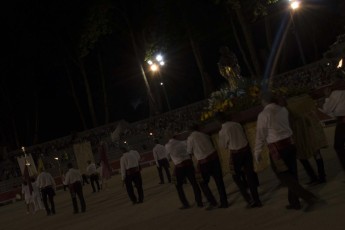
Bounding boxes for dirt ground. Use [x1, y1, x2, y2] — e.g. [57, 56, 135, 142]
[1, 127, 345, 230]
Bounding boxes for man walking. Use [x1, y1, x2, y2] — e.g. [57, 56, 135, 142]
[217, 113, 262, 208]
[86, 160, 100, 192]
[36, 168, 56, 216]
[165, 134, 203, 209]
[64, 162, 86, 214]
[255, 92, 319, 211]
[120, 145, 144, 205]
[187, 123, 228, 210]
[153, 139, 171, 184]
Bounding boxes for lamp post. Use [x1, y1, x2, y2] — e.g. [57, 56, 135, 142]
[289, 0, 306, 65]
[147, 54, 172, 111]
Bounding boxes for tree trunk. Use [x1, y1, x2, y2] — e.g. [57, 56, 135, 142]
[65, 61, 88, 130]
[97, 50, 109, 124]
[230, 18, 255, 77]
[234, 8, 262, 78]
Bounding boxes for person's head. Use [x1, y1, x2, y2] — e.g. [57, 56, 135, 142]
[260, 91, 276, 106]
[67, 162, 73, 169]
[154, 139, 159, 144]
[119, 144, 129, 153]
[188, 122, 201, 132]
[87, 160, 91, 165]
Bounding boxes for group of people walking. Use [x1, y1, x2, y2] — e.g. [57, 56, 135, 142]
[119, 79, 344, 212]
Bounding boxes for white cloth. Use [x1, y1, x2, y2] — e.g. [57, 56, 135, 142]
[218, 121, 248, 150]
[86, 163, 97, 175]
[322, 90, 345, 117]
[187, 131, 216, 161]
[120, 150, 141, 180]
[31, 181, 44, 211]
[254, 103, 293, 160]
[152, 144, 168, 166]
[21, 184, 32, 204]
[36, 171, 56, 189]
[165, 139, 190, 165]
[64, 168, 82, 185]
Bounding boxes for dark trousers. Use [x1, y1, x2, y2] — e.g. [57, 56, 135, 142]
[90, 174, 100, 192]
[157, 158, 172, 183]
[199, 158, 228, 207]
[41, 186, 55, 215]
[334, 121, 345, 171]
[125, 172, 144, 203]
[175, 164, 203, 207]
[271, 145, 316, 207]
[299, 151, 326, 182]
[231, 150, 260, 204]
[70, 181, 86, 213]
[82, 174, 89, 185]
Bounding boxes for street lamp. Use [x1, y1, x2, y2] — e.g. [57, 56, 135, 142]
[147, 54, 172, 111]
[289, 0, 306, 65]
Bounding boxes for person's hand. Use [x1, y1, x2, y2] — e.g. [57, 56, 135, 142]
[254, 152, 262, 164]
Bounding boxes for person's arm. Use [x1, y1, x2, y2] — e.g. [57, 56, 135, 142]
[322, 91, 337, 115]
[120, 157, 126, 181]
[254, 113, 268, 162]
[50, 174, 56, 190]
[218, 130, 228, 150]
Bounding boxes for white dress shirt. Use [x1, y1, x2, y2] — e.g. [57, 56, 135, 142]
[255, 103, 293, 157]
[152, 144, 168, 166]
[120, 150, 141, 180]
[165, 139, 191, 165]
[187, 131, 216, 161]
[37, 171, 56, 189]
[218, 121, 248, 150]
[64, 168, 82, 185]
[322, 90, 345, 117]
[86, 163, 97, 175]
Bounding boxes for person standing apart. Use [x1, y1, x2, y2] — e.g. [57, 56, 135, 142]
[217, 113, 262, 208]
[64, 162, 86, 214]
[21, 180, 34, 214]
[254, 92, 319, 211]
[36, 169, 56, 216]
[153, 139, 172, 184]
[165, 135, 203, 209]
[322, 84, 345, 172]
[31, 177, 44, 212]
[120, 146, 144, 205]
[86, 160, 100, 193]
[187, 124, 229, 210]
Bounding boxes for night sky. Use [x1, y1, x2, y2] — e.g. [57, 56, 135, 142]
[1, 0, 344, 150]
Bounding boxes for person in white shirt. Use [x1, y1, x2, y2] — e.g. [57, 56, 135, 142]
[86, 160, 100, 192]
[120, 145, 144, 204]
[64, 162, 86, 214]
[153, 139, 171, 184]
[165, 135, 203, 209]
[30, 177, 44, 212]
[216, 112, 262, 208]
[255, 92, 318, 211]
[322, 83, 345, 171]
[187, 123, 228, 210]
[36, 169, 56, 216]
[21, 180, 34, 214]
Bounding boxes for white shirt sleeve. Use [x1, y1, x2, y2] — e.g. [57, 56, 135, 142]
[254, 113, 268, 158]
[120, 157, 126, 180]
[186, 136, 193, 155]
[152, 146, 159, 166]
[322, 92, 338, 115]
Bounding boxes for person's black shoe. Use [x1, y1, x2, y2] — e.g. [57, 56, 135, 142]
[247, 201, 263, 208]
[306, 180, 318, 186]
[197, 203, 204, 208]
[218, 204, 229, 209]
[285, 204, 302, 210]
[159, 182, 164, 184]
[318, 178, 326, 184]
[179, 205, 190, 210]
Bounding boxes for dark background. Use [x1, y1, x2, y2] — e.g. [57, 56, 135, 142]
[1, 0, 344, 150]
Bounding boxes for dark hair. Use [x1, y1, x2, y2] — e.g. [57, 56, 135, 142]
[154, 139, 159, 144]
[261, 91, 275, 104]
[214, 112, 231, 122]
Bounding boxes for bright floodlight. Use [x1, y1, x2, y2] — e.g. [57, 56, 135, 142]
[149, 132, 153, 136]
[156, 54, 163, 62]
[160, 82, 163, 85]
[150, 64, 159, 72]
[290, 1, 300, 10]
[147, 60, 153, 65]
[337, 59, 343, 68]
[54, 157, 59, 160]
[159, 61, 165, 66]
